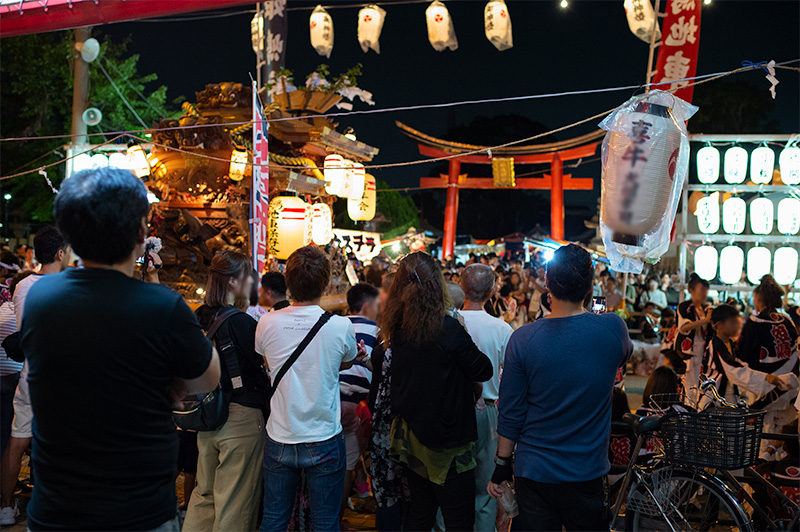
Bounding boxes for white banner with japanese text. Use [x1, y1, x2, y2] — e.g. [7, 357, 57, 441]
[332, 229, 382, 262]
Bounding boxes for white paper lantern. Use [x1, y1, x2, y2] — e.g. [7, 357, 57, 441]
[779, 147, 800, 185]
[722, 196, 747, 235]
[696, 145, 720, 184]
[348, 173, 377, 221]
[358, 5, 385, 54]
[268, 196, 312, 260]
[694, 245, 718, 282]
[311, 203, 333, 245]
[774, 246, 799, 285]
[426, 1, 458, 52]
[747, 246, 772, 285]
[724, 146, 748, 184]
[694, 192, 720, 234]
[347, 162, 366, 201]
[484, 1, 513, 51]
[309, 5, 334, 58]
[719, 245, 744, 285]
[229, 146, 248, 182]
[777, 197, 800, 235]
[127, 145, 150, 178]
[750, 197, 774, 235]
[623, 0, 661, 44]
[108, 152, 130, 170]
[89, 153, 108, 169]
[324, 154, 348, 197]
[750, 146, 775, 184]
[71, 153, 92, 175]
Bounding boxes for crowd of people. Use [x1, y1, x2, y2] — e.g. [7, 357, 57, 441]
[0, 166, 797, 532]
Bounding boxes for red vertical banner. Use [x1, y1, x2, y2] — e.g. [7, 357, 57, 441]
[653, 0, 702, 103]
[251, 81, 270, 275]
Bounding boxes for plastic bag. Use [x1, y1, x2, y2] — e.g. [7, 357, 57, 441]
[599, 90, 698, 273]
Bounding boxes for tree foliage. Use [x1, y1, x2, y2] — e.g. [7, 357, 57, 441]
[333, 178, 420, 239]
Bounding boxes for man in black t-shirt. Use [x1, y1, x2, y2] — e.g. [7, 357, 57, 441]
[21, 168, 220, 531]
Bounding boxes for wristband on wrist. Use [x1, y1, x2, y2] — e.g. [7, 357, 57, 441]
[494, 455, 512, 466]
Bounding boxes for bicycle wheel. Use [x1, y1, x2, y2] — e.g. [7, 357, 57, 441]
[625, 467, 752, 532]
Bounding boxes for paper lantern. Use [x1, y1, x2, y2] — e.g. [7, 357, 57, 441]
[229, 146, 248, 182]
[358, 5, 385, 54]
[777, 197, 800, 235]
[750, 146, 775, 184]
[747, 246, 771, 285]
[696, 145, 720, 184]
[719, 246, 744, 285]
[722, 196, 746, 235]
[71, 153, 92, 175]
[779, 147, 800, 185]
[750, 197, 774, 235]
[324, 154, 348, 196]
[694, 192, 720, 234]
[623, 0, 661, 44]
[774, 246, 799, 285]
[108, 152, 130, 170]
[484, 0, 513, 51]
[349, 173, 377, 221]
[426, 1, 458, 52]
[89, 153, 108, 169]
[347, 162, 366, 201]
[724, 146, 748, 184]
[311, 203, 333, 245]
[268, 196, 312, 260]
[694, 245, 718, 282]
[127, 145, 150, 178]
[309, 5, 334, 58]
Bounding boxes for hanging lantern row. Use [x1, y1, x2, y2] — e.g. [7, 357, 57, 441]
[694, 244, 799, 285]
[268, 196, 335, 260]
[323, 154, 367, 201]
[696, 145, 800, 185]
[695, 193, 800, 236]
[308, 1, 513, 56]
[73, 145, 150, 179]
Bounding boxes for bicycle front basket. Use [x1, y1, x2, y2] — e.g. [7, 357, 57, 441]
[660, 407, 765, 469]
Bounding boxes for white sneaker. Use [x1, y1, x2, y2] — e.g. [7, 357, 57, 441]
[0, 502, 19, 526]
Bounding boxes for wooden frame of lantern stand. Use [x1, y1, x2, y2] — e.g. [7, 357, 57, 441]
[678, 133, 800, 298]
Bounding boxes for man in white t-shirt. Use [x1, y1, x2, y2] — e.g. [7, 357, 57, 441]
[256, 246, 360, 531]
[460, 264, 513, 532]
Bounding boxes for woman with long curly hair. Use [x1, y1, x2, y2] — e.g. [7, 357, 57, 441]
[380, 252, 493, 531]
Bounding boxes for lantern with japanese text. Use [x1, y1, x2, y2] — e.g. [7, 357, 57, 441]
[779, 147, 800, 185]
[358, 5, 385, 54]
[722, 196, 746, 235]
[750, 146, 775, 184]
[311, 203, 334, 245]
[426, 1, 458, 52]
[349, 173, 377, 221]
[694, 245, 718, 282]
[229, 146, 248, 182]
[696, 145, 719, 184]
[268, 196, 312, 261]
[719, 245, 744, 285]
[324, 154, 348, 197]
[774, 247, 799, 285]
[694, 192, 719, 234]
[623, 0, 661, 44]
[310, 5, 334, 58]
[347, 162, 366, 201]
[750, 197, 774, 235]
[724, 146, 748, 184]
[746, 246, 771, 285]
[127, 145, 150, 178]
[484, 1, 513, 51]
[777, 197, 800, 235]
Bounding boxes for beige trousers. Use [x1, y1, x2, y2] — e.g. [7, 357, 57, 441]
[183, 403, 266, 532]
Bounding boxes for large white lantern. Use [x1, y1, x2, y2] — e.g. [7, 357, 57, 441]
[108, 152, 130, 170]
[347, 162, 366, 201]
[349, 173, 377, 221]
[358, 5, 385, 54]
[719, 245, 744, 285]
[127, 145, 150, 178]
[750, 146, 775, 184]
[623, 0, 661, 44]
[694, 192, 720, 234]
[311, 203, 333, 245]
[309, 5, 334, 58]
[71, 153, 92, 175]
[484, 1, 513, 51]
[324, 154, 347, 197]
[777, 197, 800, 235]
[89, 153, 109, 169]
[722, 196, 747, 234]
[426, 1, 458, 52]
[774, 246, 799, 285]
[747, 246, 772, 285]
[694, 245, 718, 282]
[724, 146, 748, 184]
[268, 196, 312, 261]
[696, 145, 720, 184]
[750, 197, 774, 235]
[779, 147, 800, 185]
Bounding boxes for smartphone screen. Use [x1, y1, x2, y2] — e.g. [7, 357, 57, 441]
[591, 296, 607, 314]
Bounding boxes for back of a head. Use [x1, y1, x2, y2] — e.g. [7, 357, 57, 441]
[285, 245, 331, 303]
[205, 250, 252, 308]
[347, 282, 379, 314]
[710, 303, 739, 324]
[642, 366, 679, 407]
[546, 244, 593, 303]
[446, 281, 465, 310]
[687, 272, 710, 292]
[461, 263, 495, 304]
[261, 271, 287, 296]
[0, 250, 21, 273]
[612, 387, 630, 422]
[54, 168, 150, 265]
[754, 274, 784, 311]
[32, 226, 67, 266]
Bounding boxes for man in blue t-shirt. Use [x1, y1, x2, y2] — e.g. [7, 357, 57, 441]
[488, 244, 632, 531]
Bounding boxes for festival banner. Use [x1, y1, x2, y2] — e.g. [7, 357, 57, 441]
[251, 81, 270, 275]
[652, 0, 702, 104]
[332, 229, 382, 263]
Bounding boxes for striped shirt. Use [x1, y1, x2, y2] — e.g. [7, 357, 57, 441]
[339, 315, 378, 403]
[0, 302, 23, 376]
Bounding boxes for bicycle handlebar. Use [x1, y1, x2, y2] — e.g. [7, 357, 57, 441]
[698, 373, 741, 409]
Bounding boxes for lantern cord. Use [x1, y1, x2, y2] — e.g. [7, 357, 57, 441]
[96, 62, 149, 129]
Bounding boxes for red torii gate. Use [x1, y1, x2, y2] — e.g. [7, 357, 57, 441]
[398, 122, 601, 257]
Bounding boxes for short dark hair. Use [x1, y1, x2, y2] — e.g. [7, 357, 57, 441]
[688, 273, 710, 291]
[285, 246, 330, 303]
[546, 244, 593, 303]
[710, 303, 740, 324]
[261, 271, 287, 296]
[753, 274, 784, 311]
[461, 263, 495, 303]
[347, 283, 379, 313]
[54, 168, 150, 265]
[32, 226, 67, 265]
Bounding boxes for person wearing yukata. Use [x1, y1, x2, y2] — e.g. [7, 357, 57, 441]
[675, 274, 713, 404]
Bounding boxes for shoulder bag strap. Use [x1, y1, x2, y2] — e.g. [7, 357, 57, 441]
[270, 311, 333, 393]
[207, 307, 244, 390]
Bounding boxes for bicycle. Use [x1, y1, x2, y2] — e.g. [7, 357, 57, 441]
[609, 374, 799, 532]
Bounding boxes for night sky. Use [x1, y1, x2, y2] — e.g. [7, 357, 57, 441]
[104, 0, 800, 239]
